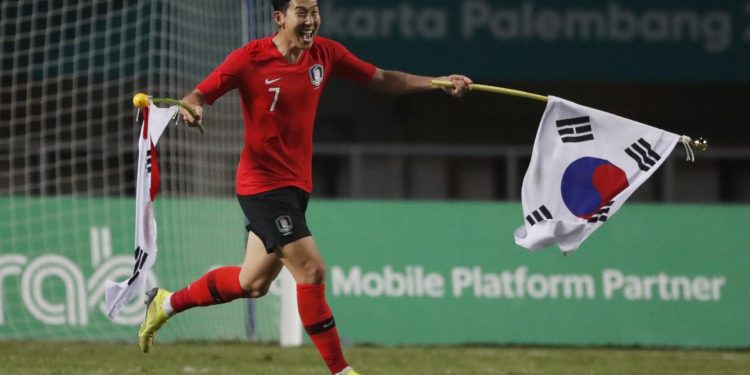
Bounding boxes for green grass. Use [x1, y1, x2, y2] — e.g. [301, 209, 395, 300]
[1, 341, 749, 374]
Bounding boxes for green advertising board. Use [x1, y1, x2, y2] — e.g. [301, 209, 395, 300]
[309, 0, 750, 82]
[310, 201, 750, 348]
[1, 197, 748, 348]
[0, 197, 257, 342]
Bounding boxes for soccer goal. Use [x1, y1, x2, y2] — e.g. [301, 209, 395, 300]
[1, 0, 298, 345]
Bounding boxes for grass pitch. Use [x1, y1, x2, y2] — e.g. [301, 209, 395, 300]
[1, 341, 749, 374]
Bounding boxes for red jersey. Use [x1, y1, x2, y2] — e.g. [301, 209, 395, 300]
[196, 36, 376, 195]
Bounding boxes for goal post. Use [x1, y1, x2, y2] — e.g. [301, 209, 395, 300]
[1, 0, 300, 345]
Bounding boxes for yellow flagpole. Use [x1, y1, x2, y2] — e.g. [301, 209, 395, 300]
[430, 80, 708, 152]
[431, 79, 548, 102]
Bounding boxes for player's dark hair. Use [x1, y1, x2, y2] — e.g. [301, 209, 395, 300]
[272, 0, 291, 12]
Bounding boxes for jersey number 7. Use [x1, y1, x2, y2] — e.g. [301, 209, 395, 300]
[268, 87, 280, 112]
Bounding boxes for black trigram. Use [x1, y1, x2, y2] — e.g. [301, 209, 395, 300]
[127, 246, 149, 286]
[588, 201, 614, 223]
[146, 150, 152, 173]
[625, 138, 661, 172]
[556, 116, 594, 143]
[526, 205, 553, 226]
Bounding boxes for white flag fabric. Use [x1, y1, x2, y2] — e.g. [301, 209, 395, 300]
[514, 96, 680, 254]
[104, 104, 178, 318]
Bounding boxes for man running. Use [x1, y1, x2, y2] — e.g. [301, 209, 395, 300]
[137, 0, 471, 374]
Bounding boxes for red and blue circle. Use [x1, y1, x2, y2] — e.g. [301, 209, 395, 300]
[561, 157, 629, 219]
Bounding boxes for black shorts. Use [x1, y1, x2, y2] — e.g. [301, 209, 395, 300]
[237, 186, 312, 253]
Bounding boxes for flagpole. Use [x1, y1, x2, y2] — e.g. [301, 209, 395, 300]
[431, 80, 549, 102]
[133, 93, 206, 133]
[431, 80, 708, 153]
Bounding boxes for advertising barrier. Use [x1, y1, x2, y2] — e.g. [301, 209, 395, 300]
[311, 201, 749, 347]
[1, 197, 748, 348]
[0, 198, 251, 342]
[312, 0, 750, 82]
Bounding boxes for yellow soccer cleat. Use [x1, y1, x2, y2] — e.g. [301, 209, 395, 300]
[137, 287, 171, 353]
[335, 367, 361, 375]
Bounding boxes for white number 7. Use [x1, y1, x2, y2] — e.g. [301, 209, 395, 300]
[268, 87, 280, 112]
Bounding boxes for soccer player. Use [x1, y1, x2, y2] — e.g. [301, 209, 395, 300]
[137, 0, 471, 373]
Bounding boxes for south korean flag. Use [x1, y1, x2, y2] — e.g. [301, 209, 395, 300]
[104, 104, 178, 318]
[514, 96, 680, 254]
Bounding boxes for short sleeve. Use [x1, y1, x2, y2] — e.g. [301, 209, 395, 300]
[329, 40, 377, 84]
[196, 47, 248, 105]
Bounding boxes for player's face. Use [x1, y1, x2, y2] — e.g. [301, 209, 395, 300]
[277, 0, 320, 50]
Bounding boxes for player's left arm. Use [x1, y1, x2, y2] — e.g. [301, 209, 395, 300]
[367, 69, 472, 98]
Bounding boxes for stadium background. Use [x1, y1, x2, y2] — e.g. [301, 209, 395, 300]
[1, 0, 749, 359]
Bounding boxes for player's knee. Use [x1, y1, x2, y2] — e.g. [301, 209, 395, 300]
[238, 276, 272, 298]
[301, 262, 326, 284]
[247, 285, 271, 298]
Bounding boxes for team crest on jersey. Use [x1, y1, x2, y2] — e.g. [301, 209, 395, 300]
[309, 64, 324, 87]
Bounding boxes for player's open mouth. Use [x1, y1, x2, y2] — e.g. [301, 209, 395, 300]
[301, 29, 315, 43]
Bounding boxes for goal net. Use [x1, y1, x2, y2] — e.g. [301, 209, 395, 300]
[0, 0, 288, 344]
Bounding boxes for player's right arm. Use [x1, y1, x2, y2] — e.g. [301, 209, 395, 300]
[180, 43, 251, 127]
[180, 90, 206, 127]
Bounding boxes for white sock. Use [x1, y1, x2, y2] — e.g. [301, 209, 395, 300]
[334, 367, 353, 375]
[162, 293, 175, 316]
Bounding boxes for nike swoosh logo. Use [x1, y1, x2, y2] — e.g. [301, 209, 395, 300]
[265, 77, 282, 85]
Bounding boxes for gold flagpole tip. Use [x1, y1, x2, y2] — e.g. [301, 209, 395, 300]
[691, 137, 708, 151]
[132, 93, 150, 108]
